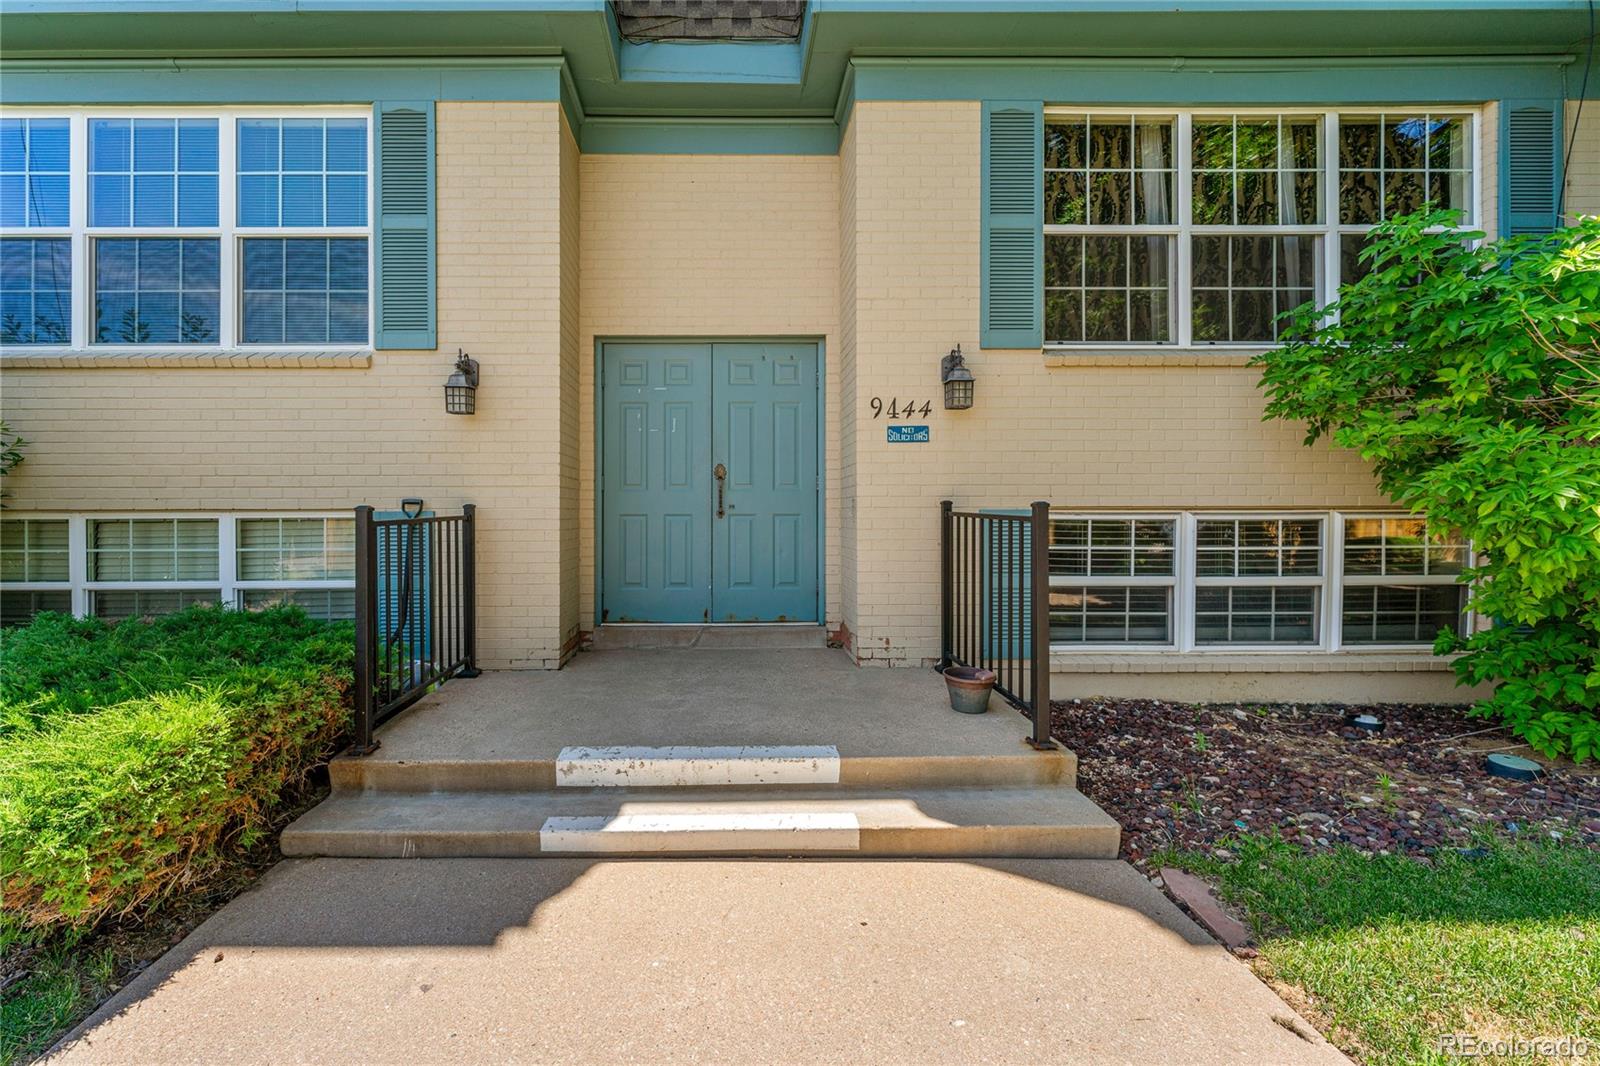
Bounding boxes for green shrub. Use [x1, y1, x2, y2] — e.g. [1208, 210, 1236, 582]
[1255, 211, 1600, 761]
[0, 606, 352, 929]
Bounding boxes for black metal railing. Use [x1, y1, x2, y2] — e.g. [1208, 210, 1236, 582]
[938, 500, 1054, 750]
[351, 504, 480, 755]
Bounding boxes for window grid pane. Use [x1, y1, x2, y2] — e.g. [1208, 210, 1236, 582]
[1050, 517, 1176, 577]
[0, 518, 71, 581]
[93, 238, 219, 344]
[92, 588, 221, 622]
[1050, 586, 1172, 644]
[0, 118, 71, 228]
[1195, 585, 1319, 644]
[1338, 113, 1472, 226]
[88, 518, 220, 582]
[1191, 235, 1318, 343]
[1, 589, 73, 626]
[1191, 114, 1322, 226]
[88, 118, 219, 228]
[237, 117, 368, 228]
[241, 238, 369, 344]
[1195, 518, 1323, 577]
[236, 517, 356, 581]
[1, 238, 71, 345]
[1342, 516, 1467, 576]
[1340, 584, 1465, 645]
[240, 586, 356, 621]
[1045, 234, 1171, 344]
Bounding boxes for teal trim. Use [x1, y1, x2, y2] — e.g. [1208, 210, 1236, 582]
[851, 57, 1571, 109]
[1500, 98, 1567, 234]
[1, 58, 565, 105]
[580, 117, 838, 154]
[374, 100, 436, 350]
[981, 100, 1043, 350]
[617, 39, 804, 85]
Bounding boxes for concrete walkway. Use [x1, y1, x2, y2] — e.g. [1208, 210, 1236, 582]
[49, 858, 1346, 1066]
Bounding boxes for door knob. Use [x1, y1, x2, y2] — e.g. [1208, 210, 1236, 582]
[714, 463, 727, 518]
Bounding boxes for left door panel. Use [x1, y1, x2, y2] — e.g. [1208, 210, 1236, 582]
[600, 344, 713, 623]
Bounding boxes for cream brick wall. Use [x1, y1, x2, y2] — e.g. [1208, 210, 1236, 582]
[0, 101, 575, 670]
[843, 101, 1391, 667]
[576, 151, 841, 632]
[837, 117, 860, 646]
[1568, 99, 1600, 219]
[558, 111, 583, 658]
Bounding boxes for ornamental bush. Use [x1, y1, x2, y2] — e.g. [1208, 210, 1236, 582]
[0, 606, 352, 929]
[1254, 209, 1600, 761]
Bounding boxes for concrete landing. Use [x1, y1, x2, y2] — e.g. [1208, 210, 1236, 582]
[47, 858, 1348, 1065]
[358, 649, 1040, 763]
[280, 786, 1122, 859]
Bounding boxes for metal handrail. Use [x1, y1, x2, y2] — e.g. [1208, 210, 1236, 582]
[350, 504, 479, 755]
[938, 500, 1055, 750]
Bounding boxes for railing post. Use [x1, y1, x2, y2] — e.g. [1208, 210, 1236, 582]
[1027, 500, 1056, 751]
[938, 500, 953, 673]
[459, 503, 482, 677]
[350, 505, 379, 756]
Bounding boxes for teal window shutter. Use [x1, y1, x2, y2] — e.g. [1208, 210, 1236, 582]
[981, 101, 1043, 349]
[1499, 100, 1564, 235]
[979, 509, 1032, 660]
[374, 101, 436, 349]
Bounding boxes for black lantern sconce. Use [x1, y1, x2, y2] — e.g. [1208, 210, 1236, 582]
[941, 344, 974, 410]
[444, 349, 479, 415]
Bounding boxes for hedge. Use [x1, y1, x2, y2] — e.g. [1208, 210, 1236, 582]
[0, 606, 352, 930]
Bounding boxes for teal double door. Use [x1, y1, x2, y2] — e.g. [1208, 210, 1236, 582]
[601, 342, 819, 624]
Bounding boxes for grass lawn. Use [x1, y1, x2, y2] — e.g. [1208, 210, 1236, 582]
[1168, 835, 1600, 1065]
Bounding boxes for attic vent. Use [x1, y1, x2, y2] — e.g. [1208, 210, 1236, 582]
[613, 0, 804, 41]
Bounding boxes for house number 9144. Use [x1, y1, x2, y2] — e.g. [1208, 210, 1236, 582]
[870, 397, 933, 420]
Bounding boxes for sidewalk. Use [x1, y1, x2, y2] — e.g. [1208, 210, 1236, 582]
[48, 857, 1346, 1066]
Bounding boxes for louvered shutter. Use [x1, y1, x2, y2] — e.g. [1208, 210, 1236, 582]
[1500, 100, 1564, 236]
[374, 101, 436, 349]
[981, 101, 1043, 349]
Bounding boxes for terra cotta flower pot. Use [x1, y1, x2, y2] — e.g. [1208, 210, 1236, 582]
[942, 665, 997, 714]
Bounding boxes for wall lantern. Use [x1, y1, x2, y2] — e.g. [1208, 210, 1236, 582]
[444, 349, 480, 415]
[941, 344, 975, 410]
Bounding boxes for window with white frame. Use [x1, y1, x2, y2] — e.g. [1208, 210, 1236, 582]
[0, 109, 371, 350]
[1043, 109, 1476, 347]
[1048, 517, 1176, 643]
[1339, 516, 1468, 645]
[1047, 511, 1471, 651]
[0, 514, 356, 625]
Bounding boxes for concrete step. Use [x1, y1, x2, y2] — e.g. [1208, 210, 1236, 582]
[330, 745, 1076, 793]
[281, 786, 1121, 859]
[588, 624, 828, 651]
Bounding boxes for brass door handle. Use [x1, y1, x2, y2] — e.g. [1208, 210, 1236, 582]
[714, 463, 727, 518]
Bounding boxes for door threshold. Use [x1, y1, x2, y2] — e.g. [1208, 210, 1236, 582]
[589, 623, 828, 651]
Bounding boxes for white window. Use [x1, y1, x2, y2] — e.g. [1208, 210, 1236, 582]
[1048, 516, 1176, 643]
[1043, 109, 1478, 348]
[1048, 511, 1471, 652]
[0, 108, 371, 351]
[1339, 515, 1468, 645]
[0, 513, 355, 625]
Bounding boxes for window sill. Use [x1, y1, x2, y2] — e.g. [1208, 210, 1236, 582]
[1043, 347, 1270, 368]
[1050, 650, 1455, 674]
[0, 349, 374, 369]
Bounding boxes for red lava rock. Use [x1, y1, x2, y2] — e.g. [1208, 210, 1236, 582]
[1048, 697, 1600, 861]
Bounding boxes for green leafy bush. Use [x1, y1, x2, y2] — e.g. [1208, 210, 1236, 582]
[1255, 210, 1600, 760]
[0, 606, 352, 929]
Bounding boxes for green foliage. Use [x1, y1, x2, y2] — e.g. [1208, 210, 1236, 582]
[1255, 210, 1600, 760]
[1171, 835, 1600, 1065]
[0, 420, 25, 504]
[0, 606, 352, 930]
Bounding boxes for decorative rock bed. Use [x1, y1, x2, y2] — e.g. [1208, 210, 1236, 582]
[1046, 697, 1600, 868]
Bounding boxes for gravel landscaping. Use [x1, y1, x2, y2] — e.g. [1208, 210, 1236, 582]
[1047, 697, 1600, 868]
